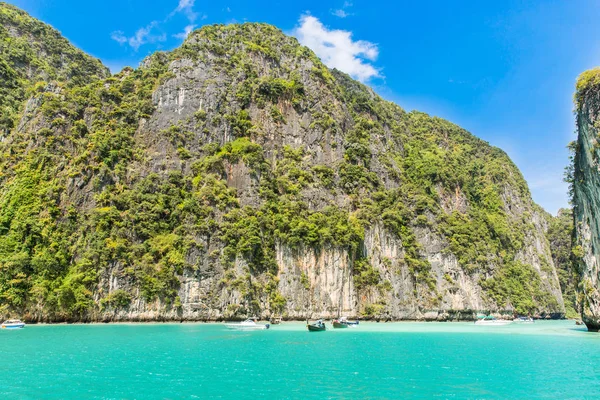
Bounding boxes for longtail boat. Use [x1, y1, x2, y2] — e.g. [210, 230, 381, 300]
[332, 317, 359, 329]
[307, 319, 326, 331]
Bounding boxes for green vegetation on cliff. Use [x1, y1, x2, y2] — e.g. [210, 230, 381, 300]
[571, 66, 600, 329]
[546, 208, 577, 318]
[575, 67, 600, 108]
[0, 2, 108, 134]
[0, 9, 564, 320]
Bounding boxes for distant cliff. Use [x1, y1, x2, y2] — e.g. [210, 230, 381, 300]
[0, 2, 108, 135]
[0, 4, 564, 322]
[546, 208, 577, 318]
[573, 68, 600, 330]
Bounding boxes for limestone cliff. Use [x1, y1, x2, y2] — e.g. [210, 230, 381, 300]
[573, 68, 600, 330]
[0, 2, 108, 135]
[0, 7, 564, 322]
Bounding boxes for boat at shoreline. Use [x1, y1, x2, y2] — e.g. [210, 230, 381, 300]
[307, 320, 326, 332]
[1, 319, 25, 329]
[475, 316, 512, 326]
[223, 319, 270, 331]
[513, 316, 534, 323]
[332, 317, 359, 329]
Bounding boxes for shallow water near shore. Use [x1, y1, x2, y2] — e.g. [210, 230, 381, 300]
[0, 320, 598, 399]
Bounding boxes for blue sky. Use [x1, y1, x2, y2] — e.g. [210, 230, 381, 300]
[9, 0, 600, 214]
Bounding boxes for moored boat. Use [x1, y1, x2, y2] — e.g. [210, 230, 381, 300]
[1, 319, 25, 329]
[307, 320, 326, 331]
[223, 319, 270, 331]
[513, 316, 534, 323]
[332, 317, 359, 329]
[475, 316, 512, 326]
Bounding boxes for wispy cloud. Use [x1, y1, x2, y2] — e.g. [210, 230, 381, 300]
[293, 14, 381, 82]
[112, 0, 203, 50]
[331, 9, 349, 18]
[176, 0, 194, 12]
[173, 24, 197, 40]
[173, 0, 198, 23]
[331, 1, 353, 18]
[111, 21, 166, 51]
[111, 31, 128, 45]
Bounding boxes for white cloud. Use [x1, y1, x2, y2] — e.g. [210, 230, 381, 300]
[174, 0, 198, 22]
[112, 0, 202, 50]
[331, 1, 353, 18]
[173, 24, 197, 40]
[331, 9, 349, 18]
[293, 15, 381, 82]
[112, 21, 166, 51]
[176, 0, 194, 11]
[111, 31, 128, 45]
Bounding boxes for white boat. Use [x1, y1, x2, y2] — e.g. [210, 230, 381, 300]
[223, 319, 270, 331]
[1, 319, 25, 329]
[332, 316, 360, 328]
[475, 316, 512, 326]
[513, 316, 534, 323]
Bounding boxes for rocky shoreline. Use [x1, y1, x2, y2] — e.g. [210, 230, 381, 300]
[16, 309, 565, 324]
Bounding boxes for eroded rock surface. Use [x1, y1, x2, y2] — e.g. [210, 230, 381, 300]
[0, 7, 564, 322]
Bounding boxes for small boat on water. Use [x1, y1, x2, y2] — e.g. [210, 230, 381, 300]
[223, 319, 270, 331]
[307, 320, 326, 332]
[513, 316, 534, 323]
[475, 316, 512, 326]
[332, 317, 359, 329]
[270, 316, 282, 325]
[1, 319, 25, 329]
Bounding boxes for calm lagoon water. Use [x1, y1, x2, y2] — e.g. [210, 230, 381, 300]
[0, 320, 598, 399]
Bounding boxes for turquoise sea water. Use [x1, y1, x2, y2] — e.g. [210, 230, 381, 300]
[0, 320, 598, 399]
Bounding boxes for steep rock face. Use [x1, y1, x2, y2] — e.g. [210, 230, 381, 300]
[0, 14, 564, 321]
[573, 68, 600, 330]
